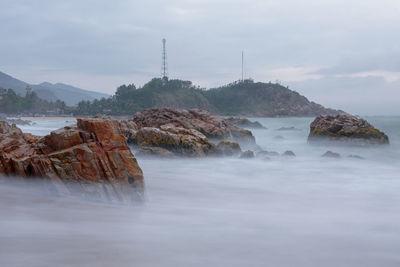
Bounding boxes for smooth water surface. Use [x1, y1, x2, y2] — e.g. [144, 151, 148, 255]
[1, 117, 400, 267]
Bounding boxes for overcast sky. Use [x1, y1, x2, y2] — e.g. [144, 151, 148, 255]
[1, 0, 399, 115]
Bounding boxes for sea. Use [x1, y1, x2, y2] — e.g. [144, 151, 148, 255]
[1, 116, 399, 267]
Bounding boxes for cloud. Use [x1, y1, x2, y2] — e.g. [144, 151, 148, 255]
[0, 0, 399, 114]
[289, 75, 400, 115]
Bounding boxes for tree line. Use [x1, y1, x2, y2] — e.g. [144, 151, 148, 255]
[0, 86, 70, 115]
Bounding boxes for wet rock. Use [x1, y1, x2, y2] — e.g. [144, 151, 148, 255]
[217, 141, 242, 156]
[282, 150, 296, 157]
[322, 151, 341, 158]
[2, 118, 31, 126]
[0, 121, 22, 135]
[224, 117, 266, 129]
[0, 118, 144, 204]
[133, 125, 219, 157]
[119, 108, 257, 157]
[136, 146, 175, 158]
[240, 150, 255, 159]
[308, 114, 389, 145]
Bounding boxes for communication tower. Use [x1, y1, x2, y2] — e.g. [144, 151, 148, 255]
[161, 38, 168, 82]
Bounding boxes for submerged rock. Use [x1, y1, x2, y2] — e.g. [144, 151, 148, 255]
[322, 151, 341, 158]
[224, 117, 266, 129]
[240, 150, 255, 159]
[0, 118, 144, 204]
[119, 108, 257, 157]
[282, 150, 296, 157]
[217, 141, 242, 156]
[308, 114, 389, 145]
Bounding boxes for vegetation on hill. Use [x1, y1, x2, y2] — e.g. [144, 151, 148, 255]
[75, 78, 214, 115]
[0, 71, 109, 106]
[0, 87, 70, 115]
[74, 78, 340, 117]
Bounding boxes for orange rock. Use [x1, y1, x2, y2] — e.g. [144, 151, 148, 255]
[0, 118, 144, 203]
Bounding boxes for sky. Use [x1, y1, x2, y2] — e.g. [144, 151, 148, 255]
[0, 0, 399, 115]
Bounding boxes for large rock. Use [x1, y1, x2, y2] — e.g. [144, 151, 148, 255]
[308, 114, 389, 145]
[119, 108, 257, 157]
[217, 141, 242, 156]
[0, 118, 144, 203]
[224, 117, 266, 129]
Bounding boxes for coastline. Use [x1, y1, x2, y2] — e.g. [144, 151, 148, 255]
[19, 116, 76, 121]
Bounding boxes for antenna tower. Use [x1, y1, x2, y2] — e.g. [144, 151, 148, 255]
[241, 51, 244, 82]
[161, 38, 168, 80]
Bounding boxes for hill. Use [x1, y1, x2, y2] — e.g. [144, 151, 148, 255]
[74, 78, 342, 117]
[0, 71, 109, 106]
[206, 79, 340, 116]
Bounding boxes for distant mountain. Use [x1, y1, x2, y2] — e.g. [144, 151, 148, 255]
[74, 78, 343, 117]
[0, 71, 109, 106]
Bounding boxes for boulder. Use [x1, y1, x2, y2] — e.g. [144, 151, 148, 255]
[0, 118, 144, 204]
[308, 114, 389, 145]
[322, 151, 341, 158]
[217, 141, 242, 156]
[348, 154, 365, 160]
[119, 108, 257, 157]
[133, 125, 219, 157]
[240, 150, 255, 159]
[282, 150, 296, 157]
[224, 117, 266, 129]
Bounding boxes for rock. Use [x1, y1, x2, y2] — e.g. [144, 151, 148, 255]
[240, 150, 255, 159]
[276, 126, 301, 131]
[256, 150, 279, 157]
[274, 135, 284, 140]
[117, 120, 138, 143]
[4, 118, 31, 126]
[0, 121, 22, 135]
[282, 150, 296, 157]
[217, 141, 242, 156]
[322, 151, 341, 158]
[308, 114, 389, 145]
[119, 108, 257, 157]
[224, 117, 266, 129]
[133, 125, 219, 157]
[0, 118, 144, 204]
[136, 146, 176, 158]
[130, 108, 255, 144]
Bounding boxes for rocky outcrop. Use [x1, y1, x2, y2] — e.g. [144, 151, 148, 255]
[0, 118, 144, 203]
[240, 150, 255, 159]
[217, 141, 242, 156]
[322, 151, 341, 158]
[224, 117, 266, 129]
[282, 150, 296, 157]
[308, 114, 389, 145]
[119, 108, 257, 157]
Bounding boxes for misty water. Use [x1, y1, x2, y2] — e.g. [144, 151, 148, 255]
[1, 117, 400, 267]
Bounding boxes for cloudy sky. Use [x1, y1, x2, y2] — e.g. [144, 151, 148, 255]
[1, 0, 399, 115]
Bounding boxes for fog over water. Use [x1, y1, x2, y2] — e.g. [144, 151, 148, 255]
[1, 117, 400, 267]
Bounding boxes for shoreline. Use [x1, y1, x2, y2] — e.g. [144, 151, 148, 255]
[19, 116, 76, 121]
